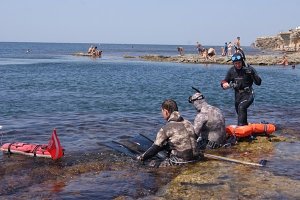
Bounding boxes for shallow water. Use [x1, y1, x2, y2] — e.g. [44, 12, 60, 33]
[0, 42, 299, 199]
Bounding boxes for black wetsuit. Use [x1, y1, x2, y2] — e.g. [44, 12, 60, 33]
[222, 64, 262, 126]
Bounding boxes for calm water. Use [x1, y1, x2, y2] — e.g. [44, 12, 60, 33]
[0, 42, 299, 199]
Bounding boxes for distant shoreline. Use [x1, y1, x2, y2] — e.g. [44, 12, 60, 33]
[136, 52, 300, 66]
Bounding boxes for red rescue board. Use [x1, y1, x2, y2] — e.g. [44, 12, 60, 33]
[1, 129, 64, 160]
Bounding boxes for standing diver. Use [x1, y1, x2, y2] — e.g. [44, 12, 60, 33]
[221, 49, 262, 126]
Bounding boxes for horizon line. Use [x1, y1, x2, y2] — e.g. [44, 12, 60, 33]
[0, 41, 254, 47]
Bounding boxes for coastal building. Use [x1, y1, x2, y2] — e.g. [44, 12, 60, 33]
[255, 27, 300, 51]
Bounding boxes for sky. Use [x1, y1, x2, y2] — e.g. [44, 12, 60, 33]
[0, 0, 299, 46]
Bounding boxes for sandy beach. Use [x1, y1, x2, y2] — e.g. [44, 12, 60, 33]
[139, 51, 300, 66]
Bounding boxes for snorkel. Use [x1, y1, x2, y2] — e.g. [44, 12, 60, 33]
[188, 87, 205, 103]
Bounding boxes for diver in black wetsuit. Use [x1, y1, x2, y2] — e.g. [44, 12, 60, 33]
[221, 51, 262, 126]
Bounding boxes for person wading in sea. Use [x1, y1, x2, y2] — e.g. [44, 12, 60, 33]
[221, 50, 262, 126]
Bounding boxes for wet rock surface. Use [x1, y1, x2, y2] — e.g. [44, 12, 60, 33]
[138, 52, 300, 66]
[1, 134, 299, 199]
[152, 135, 300, 200]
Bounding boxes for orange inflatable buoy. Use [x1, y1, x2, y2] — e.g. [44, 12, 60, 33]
[226, 125, 253, 138]
[226, 123, 276, 138]
[250, 123, 276, 135]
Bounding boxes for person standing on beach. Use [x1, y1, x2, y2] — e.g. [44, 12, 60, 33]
[137, 99, 200, 167]
[234, 37, 241, 49]
[177, 47, 184, 56]
[234, 37, 241, 50]
[228, 42, 233, 56]
[196, 42, 203, 56]
[202, 49, 208, 60]
[222, 42, 228, 56]
[221, 52, 262, 126]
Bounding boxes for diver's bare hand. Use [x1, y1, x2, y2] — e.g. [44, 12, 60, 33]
[222, 82, 230, 89]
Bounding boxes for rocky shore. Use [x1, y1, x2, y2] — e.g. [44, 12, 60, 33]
[137, 52, 300, 66]
[255, 27, 300, 52]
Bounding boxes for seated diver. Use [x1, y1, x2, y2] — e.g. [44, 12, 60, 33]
[137, 99, 201, 167]
[189, 87, 227, 149]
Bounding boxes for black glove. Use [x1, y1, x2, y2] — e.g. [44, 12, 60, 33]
[138, 144, 162, 162]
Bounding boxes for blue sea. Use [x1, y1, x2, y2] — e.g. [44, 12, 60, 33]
[0, 42, 299, 199]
